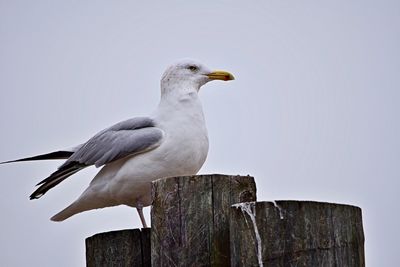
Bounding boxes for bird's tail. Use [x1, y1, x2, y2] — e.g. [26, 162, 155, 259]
[51, 201, 84, 222]
[51, 192, 118, 221]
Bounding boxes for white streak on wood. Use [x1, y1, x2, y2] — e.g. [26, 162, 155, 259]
[233, 202, 263, 267]
[273, 201, 284, 219]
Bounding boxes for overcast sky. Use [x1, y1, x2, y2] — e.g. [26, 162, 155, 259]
[1, 1, 399, 266]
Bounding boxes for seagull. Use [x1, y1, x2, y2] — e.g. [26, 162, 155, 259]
[1, 59, 234, 227]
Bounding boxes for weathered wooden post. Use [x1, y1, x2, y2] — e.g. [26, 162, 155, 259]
[230, 201, 365, 267]
[86, 228, 151, 267]
[151, 174, 256, 267]
[85, 176, 365, 267]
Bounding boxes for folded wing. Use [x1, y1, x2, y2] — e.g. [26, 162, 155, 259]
[29, 117, 164, 199]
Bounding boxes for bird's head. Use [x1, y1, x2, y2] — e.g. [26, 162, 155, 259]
[161, 59, 234, 94]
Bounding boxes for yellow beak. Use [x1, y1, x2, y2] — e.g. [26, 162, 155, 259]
[206, 70, 235, 81]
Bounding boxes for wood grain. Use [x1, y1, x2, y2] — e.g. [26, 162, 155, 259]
[86, 228, 150, 267]
[230, 201, 365, 267]
[151, 174, 256, 267]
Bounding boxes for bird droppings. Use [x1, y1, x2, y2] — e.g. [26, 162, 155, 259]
[273, 201, 285, 220]
[232, 202, 264, 267]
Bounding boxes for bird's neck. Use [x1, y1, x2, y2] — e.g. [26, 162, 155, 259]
[155, 84, 205, 122]
[160, 83, 200, 104]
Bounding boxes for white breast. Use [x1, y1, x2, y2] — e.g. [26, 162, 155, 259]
[154, 91, 209, 175]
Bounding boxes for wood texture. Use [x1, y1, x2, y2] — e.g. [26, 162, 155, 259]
[230, 201, 365, 267]
[86, 228, 151, 267]
[151, 174, 256, 267]
[141, 228, 151, 267]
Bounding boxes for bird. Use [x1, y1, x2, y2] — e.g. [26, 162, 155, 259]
[1, 59, 234, 227]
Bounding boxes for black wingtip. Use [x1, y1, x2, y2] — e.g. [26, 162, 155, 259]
[29, 162, 86, 200]
[29, 194, 42, 200]
[0, 159, 20, 164]
[1, 151, 74, 165]
[29, 188, 46, 199]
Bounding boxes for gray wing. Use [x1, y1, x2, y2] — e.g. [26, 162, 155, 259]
[30, 117, 164, 199]
[67, 120, 164, 167]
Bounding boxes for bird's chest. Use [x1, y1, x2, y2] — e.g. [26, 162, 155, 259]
[159, 114, 209, 173]
[152, 95, 210, 174]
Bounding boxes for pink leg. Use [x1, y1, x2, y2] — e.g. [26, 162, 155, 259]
[136, 203, 147, 228]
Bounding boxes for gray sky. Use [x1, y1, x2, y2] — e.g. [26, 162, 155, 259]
[1, 1, 399, 266]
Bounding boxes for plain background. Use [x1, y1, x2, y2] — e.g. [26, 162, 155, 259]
[1, 1, 399, 266]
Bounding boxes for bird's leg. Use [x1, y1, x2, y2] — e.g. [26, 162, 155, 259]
[136, 203, 147, 228]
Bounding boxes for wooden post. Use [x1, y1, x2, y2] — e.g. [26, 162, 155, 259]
[230, 201, 365, 267]
[151, 174, 256, 267]
[86, 228, 151, 267]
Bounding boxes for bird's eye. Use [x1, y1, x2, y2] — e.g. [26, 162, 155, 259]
[188, 65, 198, 72]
